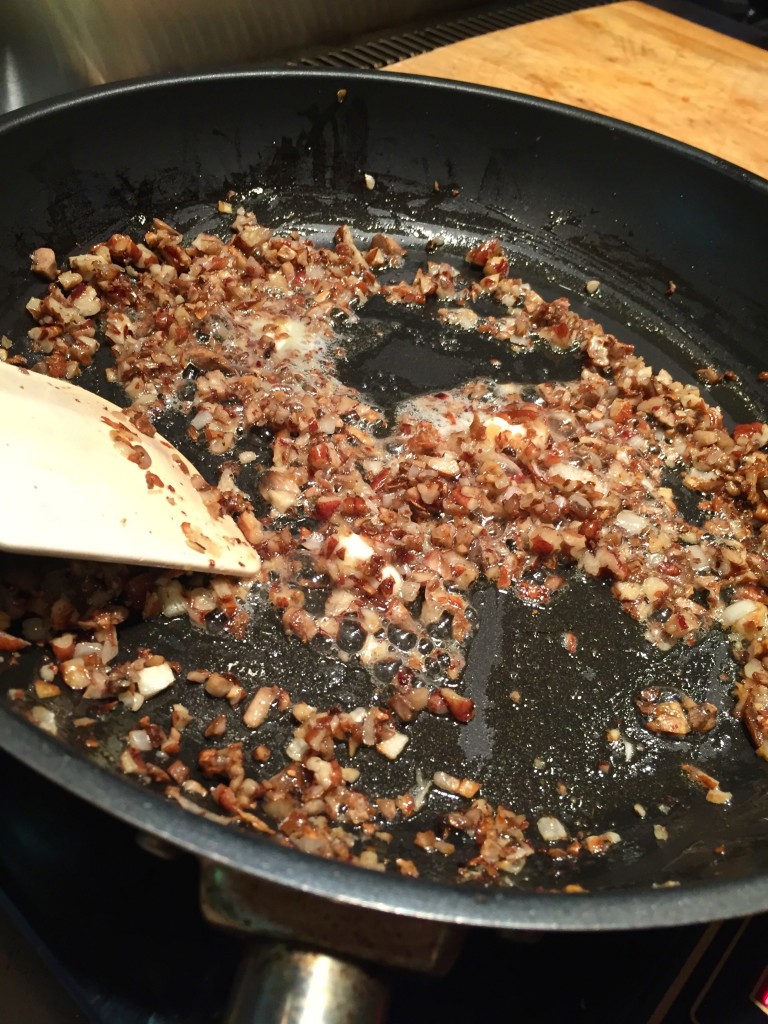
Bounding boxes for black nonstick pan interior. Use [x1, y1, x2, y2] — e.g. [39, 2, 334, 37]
[1, 70, 767, 930]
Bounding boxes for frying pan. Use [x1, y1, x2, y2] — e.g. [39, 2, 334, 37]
[1, 70, 768, 949]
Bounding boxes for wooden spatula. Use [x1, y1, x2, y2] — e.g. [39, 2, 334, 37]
[0, 361, 261, 578]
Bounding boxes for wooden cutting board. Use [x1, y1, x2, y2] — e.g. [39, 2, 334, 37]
[388, 0, 768, 179]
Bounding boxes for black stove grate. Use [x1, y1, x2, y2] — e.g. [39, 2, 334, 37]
[288, 0, 766, 68]
[292, 0, 610, 69]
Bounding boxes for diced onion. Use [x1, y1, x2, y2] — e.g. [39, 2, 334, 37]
[136, 661, 175, 697]
[376, 732, 409, 760]
[537, 816, 568, 841]
[128, 729, 153, 751]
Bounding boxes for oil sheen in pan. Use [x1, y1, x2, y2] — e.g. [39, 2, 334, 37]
[3, 206, 768, 893]
[330, 228, 768, 890]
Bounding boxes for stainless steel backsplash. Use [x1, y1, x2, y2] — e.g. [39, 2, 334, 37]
[1, 0, 477, 111]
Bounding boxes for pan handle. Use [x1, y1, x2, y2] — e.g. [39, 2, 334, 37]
[223, 941, 388, 1024]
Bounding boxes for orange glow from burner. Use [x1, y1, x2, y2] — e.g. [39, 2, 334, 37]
[750, 967, 768, 1015]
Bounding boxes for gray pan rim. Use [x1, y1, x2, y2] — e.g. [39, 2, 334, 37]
[2, 706, 766, 931]
[1, 68, 768, 932]
[1, 66, 766, 191]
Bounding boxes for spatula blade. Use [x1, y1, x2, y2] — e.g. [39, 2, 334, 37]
[0, 362, 261, 578]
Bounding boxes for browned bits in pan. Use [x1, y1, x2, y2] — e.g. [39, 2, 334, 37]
[5, 204, 768, 885]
